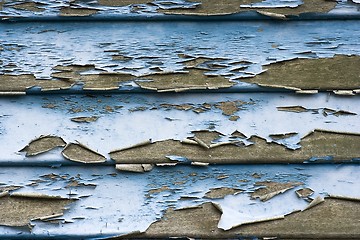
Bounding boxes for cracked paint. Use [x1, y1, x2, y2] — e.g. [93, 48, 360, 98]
[1, 0, 356, 18]
[0, 93, 358, 164]
[0, 164, 357, 237]
[1, 21, 360, 93]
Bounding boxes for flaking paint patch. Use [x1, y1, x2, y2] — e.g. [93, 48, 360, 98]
[136, 68, 235, 92]
[277, 105, 357, 116]
[52, 65, 135, 91]
[62, 142, 106, 164]
[251, 181, 303, 201]
[0, 194, 76, 228]
[241, 55, 360, 92]
[109, 130, 360, 164]
[70, 116, 99, 123]
[204, 187, 243, 199]
[11, 2, 46, 12]
[59, 7, 99, 17]
[0, 74, 73, 93]
[20, 135, 66, 157]
[159, 0, 336, 16]
[139, 199, 360, 238]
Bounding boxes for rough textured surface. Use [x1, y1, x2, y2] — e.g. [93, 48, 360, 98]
[20, 136, 66, 157]
[242, 55, 360, 91]
[137, 199, 360, 239]
[0, 195, 75, 228]
[160, 0, 336, 16]
[110, 130, 360, 164]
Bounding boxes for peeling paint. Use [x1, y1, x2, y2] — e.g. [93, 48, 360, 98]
[295, 188, 314, 199]
[109, 129, 360, 164]
[251, 181, 303, 201]
[136, 68, 235, 92]
[20, 135, 66, 157]
[242, 55, 360, 92]
[116, 164, 154, 173]
[62, 142, 106, 164]
[159, 0, 337, 16]
[70, 116, 99, 123]
[204, 187, 243, 199]
[0, 193, 75, 228]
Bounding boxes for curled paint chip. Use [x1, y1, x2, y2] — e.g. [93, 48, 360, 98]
[115, 164, 154, 173]
[70, 116, 99, 123]
[327, 195, 360, 202]
[0, 185, 22, 198]
[20, 135, 66, 157]
[269, 132, 298, 140]
[251, 181, 303, 201]
[204, 187, 243, 199]
[302, 196, 324, 211]
[110, 139, 152, 153]
[295, 188, 314, 199]
[62, 142, 106, 164]
[257, 10, 287, 19]
[277, 106, 308, 113]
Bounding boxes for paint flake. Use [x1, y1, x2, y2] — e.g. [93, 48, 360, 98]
[70, 116, 99, 123]
[11, 2, 46, 12]
[269, 132, 298, 140]
[204, 187, 243, 199]
[302, 196, 324, 211]
[60, 7, 99, 17]
[115, 164, 154, 173]
[136, 68, 235, 92]
[277, 106, 357, 116]
[20, 135, 66, 157]
[62, 142, 106, 164]
[295, 188, 314, 199]
[251, 181, 303, 201]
